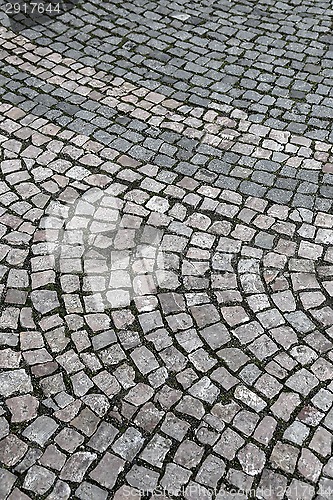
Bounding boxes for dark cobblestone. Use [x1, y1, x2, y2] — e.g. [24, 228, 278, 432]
[0, 0, 333, 497]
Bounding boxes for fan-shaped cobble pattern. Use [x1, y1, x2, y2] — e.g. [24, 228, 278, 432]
[1, 1, 333, 498]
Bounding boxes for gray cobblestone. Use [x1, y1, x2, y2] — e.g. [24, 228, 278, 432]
[0, 2, 333, 496]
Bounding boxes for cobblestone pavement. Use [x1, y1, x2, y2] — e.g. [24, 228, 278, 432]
[0, 0, 333, 498]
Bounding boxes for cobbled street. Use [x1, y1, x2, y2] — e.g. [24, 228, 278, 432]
[0, 0, 333, 498]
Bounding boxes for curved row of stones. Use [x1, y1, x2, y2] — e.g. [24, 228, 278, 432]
[1, 105, 333, 499]
[0, 0, 333, 497]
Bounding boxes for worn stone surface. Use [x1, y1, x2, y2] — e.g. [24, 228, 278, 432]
[0, 1, 333, 497]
